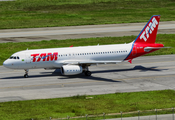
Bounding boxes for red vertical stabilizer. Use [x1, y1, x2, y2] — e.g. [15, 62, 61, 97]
[125, 15, 164, 61]
[135, 15, 160, 44]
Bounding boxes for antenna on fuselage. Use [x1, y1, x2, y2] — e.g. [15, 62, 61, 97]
[26, 48, 28, 50]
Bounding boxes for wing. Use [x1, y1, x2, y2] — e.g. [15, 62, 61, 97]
[58, 60, 122, 66]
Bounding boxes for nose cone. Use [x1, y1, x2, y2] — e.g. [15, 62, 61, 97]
[3, 59, 19, 69]
[3, 59, 15, 69]
[3, 60, 10, 68]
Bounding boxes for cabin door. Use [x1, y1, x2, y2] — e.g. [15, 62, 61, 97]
[25, 53, 31, 64]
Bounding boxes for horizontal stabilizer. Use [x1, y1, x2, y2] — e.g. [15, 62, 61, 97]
[144, 47, 169, 52]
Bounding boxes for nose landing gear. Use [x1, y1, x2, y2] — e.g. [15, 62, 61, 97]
[24, 69, 29, 78]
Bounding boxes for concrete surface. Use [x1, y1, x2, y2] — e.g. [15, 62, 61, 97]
[0, 0, 14, 1]
[0, 21, 175, 43]
[106, 114, 175, 120]
[0, 54, 174, 102]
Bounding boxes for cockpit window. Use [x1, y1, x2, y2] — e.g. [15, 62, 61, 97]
[9, 56, 20, 59]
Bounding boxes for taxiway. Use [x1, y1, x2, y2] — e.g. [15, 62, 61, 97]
[0, 21, 175, 43]
[0, 55, 175, 102]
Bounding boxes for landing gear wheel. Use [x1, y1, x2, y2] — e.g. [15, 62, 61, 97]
[24, 69, 29, 78]
[24, 74, 28, 78]
[85, 71, 91, 76]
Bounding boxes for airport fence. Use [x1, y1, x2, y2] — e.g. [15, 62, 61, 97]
[30, 108, 175, 120]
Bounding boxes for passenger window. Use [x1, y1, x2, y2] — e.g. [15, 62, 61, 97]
[17, 56, 20, 59]
[14, 56, 16, 59]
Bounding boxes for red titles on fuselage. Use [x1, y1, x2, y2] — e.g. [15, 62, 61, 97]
[31, 52, 58, 62]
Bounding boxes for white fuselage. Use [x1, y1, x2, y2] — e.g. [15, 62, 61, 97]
[3, 43, 133, 70]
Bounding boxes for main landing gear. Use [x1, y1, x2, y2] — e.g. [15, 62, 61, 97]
[85, 71, 91, 76]
[83, 66, 92, 76]
[24, 69, 29, 78]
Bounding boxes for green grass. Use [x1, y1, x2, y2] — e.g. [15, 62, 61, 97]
[0, 34, 174, 65]
[0, 90, 175, 120]
[0, 0, 175, 29]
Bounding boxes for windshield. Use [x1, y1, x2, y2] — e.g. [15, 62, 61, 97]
[9, 56, 20, 59]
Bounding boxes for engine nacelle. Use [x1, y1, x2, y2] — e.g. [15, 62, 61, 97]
[61, 65, 83, 75]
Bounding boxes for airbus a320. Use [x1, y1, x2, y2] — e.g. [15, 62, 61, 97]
[3, 15, 164, 78]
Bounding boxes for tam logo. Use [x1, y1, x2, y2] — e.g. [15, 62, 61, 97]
[140, 17, 158, 42]
[31, 52, 58, 62]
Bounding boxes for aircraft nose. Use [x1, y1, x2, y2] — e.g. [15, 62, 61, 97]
[3, 60, 11, 68]
[3, 60, 8, 67]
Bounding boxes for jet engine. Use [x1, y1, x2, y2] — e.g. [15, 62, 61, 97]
[61, 65, 83, 75]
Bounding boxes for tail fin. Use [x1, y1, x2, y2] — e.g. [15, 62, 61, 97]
[134, 15, 160, 44]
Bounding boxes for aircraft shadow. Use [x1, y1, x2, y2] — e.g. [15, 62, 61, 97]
[59, 65, 167, 82]
[59, 74, 120, 82]
[1, 65, 167, 81]
[0, 69, 61, 79]
[92, 65, 167, 74]
[41, 69, 120, 82]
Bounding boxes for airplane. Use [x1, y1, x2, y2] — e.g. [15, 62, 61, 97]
[3, 15, 165, 78]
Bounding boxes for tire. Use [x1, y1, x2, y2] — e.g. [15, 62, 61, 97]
[85, 71, 91, 76]
[24, 74, 28, 78]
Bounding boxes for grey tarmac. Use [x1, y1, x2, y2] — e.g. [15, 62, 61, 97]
[106, 114, 174, 120]
[0, 54, 175, 102]
[0, 21, 175, 43]
[0, 0, 15, 1]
